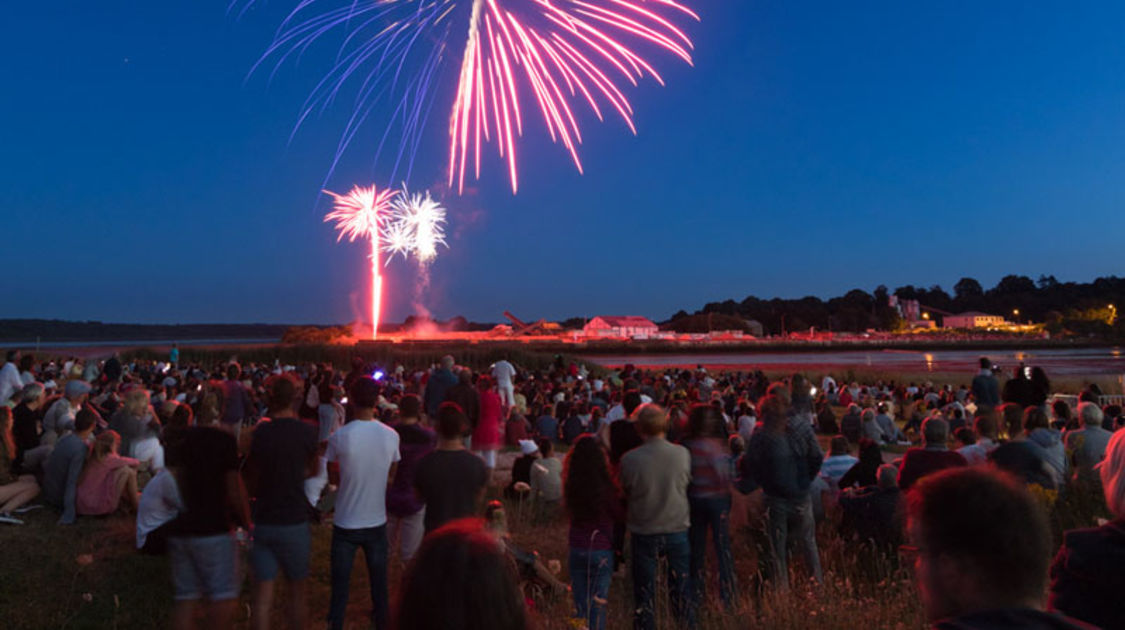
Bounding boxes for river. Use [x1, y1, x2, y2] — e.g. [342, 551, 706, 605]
[585, 347, 1125, 377]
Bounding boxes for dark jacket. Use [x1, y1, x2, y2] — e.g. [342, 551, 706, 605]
[838, 486, 903, 549]
[744, 424, 822, 500]
[841, 410, 862, 444]
[935, 608, 1096, 630]
[423, 368, 458, 418]
[1049, 519, 1125, 630]
[971, 373, 1001, 409]
[444, 383, 480, 432]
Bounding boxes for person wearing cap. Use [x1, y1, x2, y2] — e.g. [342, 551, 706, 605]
[41, 379, 92, 446]
[506, 439, 540, 499]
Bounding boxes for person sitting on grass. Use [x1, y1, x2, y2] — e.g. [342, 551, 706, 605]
[838, 464, 903, 553]
[504, 438, 537, 501]
[136, 466, 182, 554]
[905, 467, 1092, 629]
[530, 437, 563, 522]
[394, 518, 531, 630]
[76, 430, 140, 517]
[897, 418, 967, 492]
[483, 500, 569, 598]
[0, 406, 41, 524]
[42, 407, 97, 525]
[1049, 428, 1125, 628]
[821, 435, 859, 488]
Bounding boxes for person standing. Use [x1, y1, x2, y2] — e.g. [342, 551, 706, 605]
[744, 392, 824, 590]
[169, 344, 180, 369]
[472, 376, 503, 481]
[42, 407, 97, 524]
[563, 435, 624, 630]
[491, 358, 517, 408]
[386, 394, 434, 566]
[971, 357, 1001, 414]
[445, 369, 480, 447]
[423, 355, 458, 420]
[325, 376, 400, 630]
[167, 423, 252, 630]
[682, 404, 736, 611]
[414, 402, 488, 534]
[620, 404, 692, 630]
[244, 374, 318, 630]
[219, 363, 253, 439]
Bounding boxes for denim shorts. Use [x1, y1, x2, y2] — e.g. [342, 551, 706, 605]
[250, 522, 311, 581]
[169, 534, 242, 601]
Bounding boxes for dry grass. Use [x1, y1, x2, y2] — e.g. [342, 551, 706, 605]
[1, 467, 1108, 630]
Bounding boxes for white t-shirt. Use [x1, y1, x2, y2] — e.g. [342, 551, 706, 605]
[491, 360, 516, 387]
[136, 469, 182, 548]
[605, 404, 626, 424]
[326, 420, 401, 529]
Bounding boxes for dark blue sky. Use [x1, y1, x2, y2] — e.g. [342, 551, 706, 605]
[4, 1, 1125, 325]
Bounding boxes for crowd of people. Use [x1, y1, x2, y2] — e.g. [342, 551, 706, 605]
[2, 347, 1124, 629]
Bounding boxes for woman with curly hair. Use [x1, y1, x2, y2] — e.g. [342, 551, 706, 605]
[563, 434, 624, 630]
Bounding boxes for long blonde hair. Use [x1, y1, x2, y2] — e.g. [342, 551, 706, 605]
[123, 389, 150, 417]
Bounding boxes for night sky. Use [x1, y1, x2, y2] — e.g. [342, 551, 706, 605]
[4, 1, 1125, 325]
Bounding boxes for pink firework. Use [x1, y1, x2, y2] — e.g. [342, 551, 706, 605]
[450, 0, 699, 193]
[242, 0, 700, 193]
[323, 184, 399, 339]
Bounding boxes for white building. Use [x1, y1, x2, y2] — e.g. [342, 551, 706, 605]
[943, 311, 1006, 329]
[583, 316, 660, 339]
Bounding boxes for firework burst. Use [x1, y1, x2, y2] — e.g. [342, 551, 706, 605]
[239, 0, 699, 193]
[389, 189, 448, 265]
[323, 184, 399, 339]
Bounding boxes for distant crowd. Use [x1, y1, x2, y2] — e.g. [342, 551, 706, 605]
[1, 347, 1124, 630]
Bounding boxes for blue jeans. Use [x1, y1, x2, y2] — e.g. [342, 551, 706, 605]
[569, 548, 613, 630]
[763, 494, 823, 591]
[250, 522, 311, 582]
[631, 531, 692, 630]
[329, 524, 389, 630]
[688, 495, 735, 610]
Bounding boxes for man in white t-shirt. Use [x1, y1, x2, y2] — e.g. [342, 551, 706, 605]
[491, 359, 517, 407]
[325, 377, 400, 630]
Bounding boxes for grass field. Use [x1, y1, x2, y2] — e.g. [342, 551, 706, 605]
[0, 440, 1110, 629]
[0, 491, 930, 630]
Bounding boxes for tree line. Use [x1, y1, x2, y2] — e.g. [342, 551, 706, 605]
[668, 275, 1125, 337]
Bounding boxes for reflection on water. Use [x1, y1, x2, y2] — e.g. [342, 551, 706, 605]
[585, 347, 1125, 376]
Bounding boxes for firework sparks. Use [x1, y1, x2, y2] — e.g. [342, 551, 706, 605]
[323, 184, 399, 339]
[389, 189, 448, 265]
[240, 0, 699, 193]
